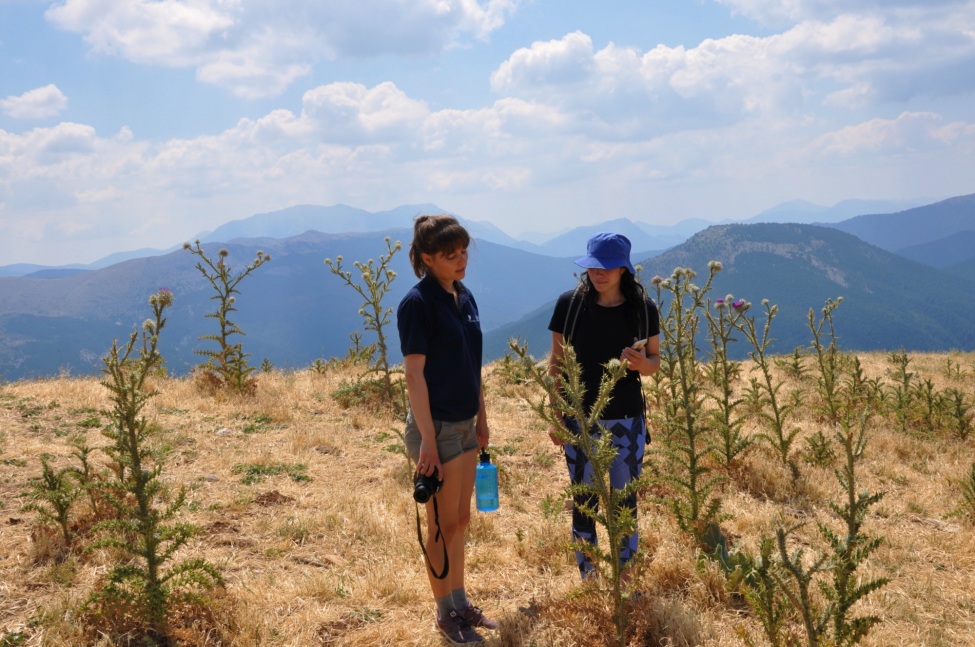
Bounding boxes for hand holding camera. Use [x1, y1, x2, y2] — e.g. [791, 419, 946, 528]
[413, 467, 443, 503]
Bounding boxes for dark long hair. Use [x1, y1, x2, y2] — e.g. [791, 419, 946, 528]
[407, 215, 471, 278]
[577, 270, 650, 337]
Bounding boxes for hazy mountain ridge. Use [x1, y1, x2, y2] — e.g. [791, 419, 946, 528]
[1, 195, 929, 278]
[0, 230, 580, 380]
[744, 197, 931, 225]
[828, 193, 975, 251]
[3, 193, 975, 380]
[896, 230, 975, 269]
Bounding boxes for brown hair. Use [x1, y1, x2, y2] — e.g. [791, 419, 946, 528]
[407, 215, 471, 278]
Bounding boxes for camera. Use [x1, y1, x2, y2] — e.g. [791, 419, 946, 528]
[413, 469, 442, 503]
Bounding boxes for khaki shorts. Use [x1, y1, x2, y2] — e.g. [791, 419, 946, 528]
[404, 413, 479, 465]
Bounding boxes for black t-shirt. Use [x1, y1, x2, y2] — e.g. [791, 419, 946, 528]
[397, 274, 483, 421]
[548, 288, 659, 420]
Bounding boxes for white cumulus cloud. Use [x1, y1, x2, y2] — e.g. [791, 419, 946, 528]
[0, 84, 69, 119]
[44, 0, 518, 97]
[487, 5, 975, 140]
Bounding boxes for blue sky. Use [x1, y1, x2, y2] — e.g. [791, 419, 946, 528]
[1, 0, 973, 266]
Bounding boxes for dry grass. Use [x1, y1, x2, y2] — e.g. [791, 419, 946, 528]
[1, 352, 974, 646]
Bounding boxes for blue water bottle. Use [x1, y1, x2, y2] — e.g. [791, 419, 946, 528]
[475, 449, 499, 512]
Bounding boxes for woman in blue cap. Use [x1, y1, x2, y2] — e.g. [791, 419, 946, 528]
[546, 231, 660, 581]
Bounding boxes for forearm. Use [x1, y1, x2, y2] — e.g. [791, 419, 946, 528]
[476, 385, 489, 447]
[405, 371, 436, 446]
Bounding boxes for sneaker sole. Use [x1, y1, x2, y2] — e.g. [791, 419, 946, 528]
[435, 621, 483, 645]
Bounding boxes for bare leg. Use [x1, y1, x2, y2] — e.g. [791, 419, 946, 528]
[423, 448, 477, 598]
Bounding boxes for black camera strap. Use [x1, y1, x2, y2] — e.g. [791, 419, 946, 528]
[415, 494, 449, 580]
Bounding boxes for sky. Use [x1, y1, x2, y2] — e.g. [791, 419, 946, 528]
[1, 0, 974, 266]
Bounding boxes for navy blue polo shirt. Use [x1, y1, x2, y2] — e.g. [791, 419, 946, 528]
[397, 274, 483, 421]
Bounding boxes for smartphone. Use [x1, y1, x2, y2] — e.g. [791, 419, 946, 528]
[632, 338, 648, 350]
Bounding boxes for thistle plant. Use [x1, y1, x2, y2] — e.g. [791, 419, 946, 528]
[942, 356, 967, 381]
[67, 435, 108, 519]
[808, 298, 844, 424]
[738, 537, 797, 647]
[505, 339, 637, 646]
[886, 350, 915, 433]
[184, 241, 270, 395]
[947, 462, 975, 523]
[325, 237, 404, 410]
[704, 291, 753, 469]
[735, 298, 801, 479]
[772, 524, 831, 645]
[942, 387, 974, 441]
[911, 378, 942, 435]
[22, 456, 81, 553]
[88, 289, 223, 641]
[776, 346, 808, 381]
[843, 355, 883, 416]
[650, 265, 725, 537]
[747, 413, 888, 647]
[803, 430, 836, 468]
[818, 416, 888, 646]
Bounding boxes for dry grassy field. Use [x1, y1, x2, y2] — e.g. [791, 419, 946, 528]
[1, 352, 974, 646]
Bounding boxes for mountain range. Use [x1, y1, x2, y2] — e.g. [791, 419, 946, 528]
[0, 193, 973, 381]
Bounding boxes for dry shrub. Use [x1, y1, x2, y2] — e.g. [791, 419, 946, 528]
[80, 583, 240, 646]
[629, 594, 703, 647]
[190, 367, 239, 398]
[730, 449, 829, 506]
[29, 522, 68, 563]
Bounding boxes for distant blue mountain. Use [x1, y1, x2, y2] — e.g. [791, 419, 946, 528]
[897, 230, 975, 269]
[4, 193, 975, 380]
[0, 195, 940, 277]
[0, 230, 578, 380]
[745, 197, 929, 225]
[829, 193, 975, 251]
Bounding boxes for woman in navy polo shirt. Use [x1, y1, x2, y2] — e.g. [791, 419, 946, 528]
[397, 215, 496, 645]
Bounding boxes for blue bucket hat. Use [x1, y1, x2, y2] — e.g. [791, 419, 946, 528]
[574, 232, 636, 275]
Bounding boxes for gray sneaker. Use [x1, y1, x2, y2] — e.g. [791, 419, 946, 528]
[436, 610, 484, 645]
[456, 603, 499, 630]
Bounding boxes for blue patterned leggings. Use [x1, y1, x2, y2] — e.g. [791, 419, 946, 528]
[563, 416, 646, 578]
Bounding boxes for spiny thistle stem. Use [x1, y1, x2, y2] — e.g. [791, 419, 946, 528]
[704, 291, 753, 469]
[735, 298, 801, 480]
[505, 338, 636, 647]
[325, 237, 404, 410]
[808, 297, 844, 424]
[184, 241, 270, 395]
[88, 289, 223, 640]
[651, 264, 725, 537]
